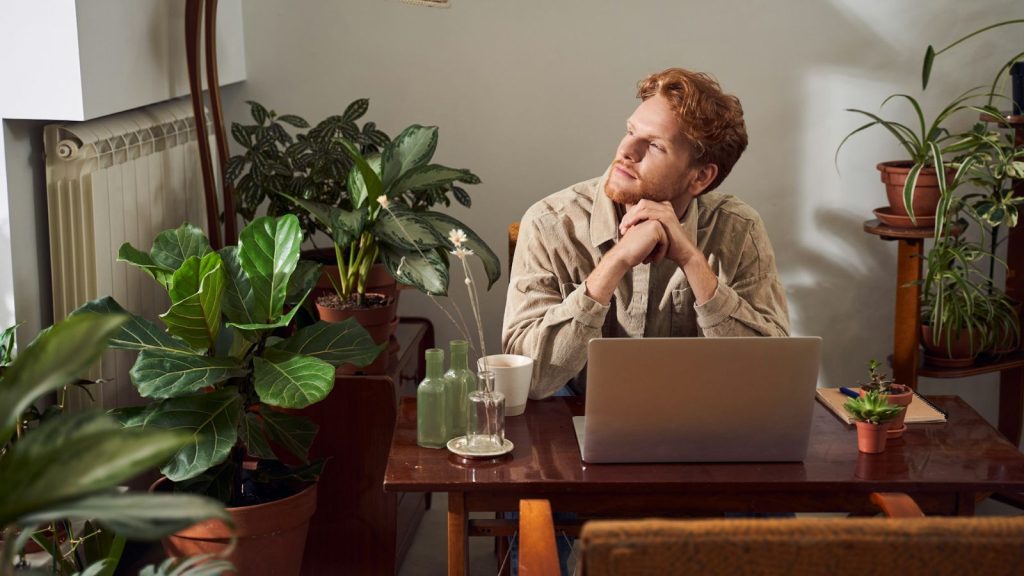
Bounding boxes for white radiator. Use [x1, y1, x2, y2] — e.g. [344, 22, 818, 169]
[44, 98, 216, 409]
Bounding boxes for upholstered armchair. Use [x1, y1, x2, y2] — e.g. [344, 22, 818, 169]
[518, 497, 1024, 576]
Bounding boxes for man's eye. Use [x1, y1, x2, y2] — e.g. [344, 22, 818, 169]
[650, 143, 664, 152]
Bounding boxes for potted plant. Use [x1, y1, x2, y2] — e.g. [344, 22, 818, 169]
[844, 389, 905, 454]
[226, 99, 407, 304]
[859, 359, 914, 438]
[0, 312, 230, 576]
[283, 125, 499, 343]
[75, 215, 384, 575]
[836, 88, 987, 226]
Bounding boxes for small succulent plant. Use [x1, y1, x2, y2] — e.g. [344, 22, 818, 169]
[844, 389, 905, 425]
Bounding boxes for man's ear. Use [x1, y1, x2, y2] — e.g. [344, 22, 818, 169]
[689, 163, 719, 196]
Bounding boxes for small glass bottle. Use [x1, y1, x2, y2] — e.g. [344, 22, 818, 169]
[466, 370, 506, 453]
[417, 348, 447, 448]
[443, 340, 475, 440]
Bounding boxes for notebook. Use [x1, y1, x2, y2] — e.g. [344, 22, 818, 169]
[815, 388, 947, 424]
[573, 337, 822, 463]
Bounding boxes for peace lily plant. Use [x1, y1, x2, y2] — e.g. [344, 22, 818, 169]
[285, 124, 500, 308]
[78, 215, 384, 504]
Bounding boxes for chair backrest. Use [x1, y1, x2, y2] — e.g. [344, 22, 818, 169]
[519, 498, 1024, 576]
[508, 222, 519, 276]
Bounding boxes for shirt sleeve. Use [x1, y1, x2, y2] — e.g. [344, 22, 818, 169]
[501, 210, 610, 399]
[694, 215, 790, 337]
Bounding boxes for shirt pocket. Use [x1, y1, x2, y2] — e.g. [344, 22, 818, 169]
[671, 288, 698, 336]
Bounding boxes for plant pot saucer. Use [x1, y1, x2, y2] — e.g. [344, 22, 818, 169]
[923, 351, 976, 368]
[872, 206, 935, 229]
[887, 424, 907, 438]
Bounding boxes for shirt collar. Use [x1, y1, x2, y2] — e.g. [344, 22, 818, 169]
[590, 166, 701, 248]
[590, 167, 619, 248]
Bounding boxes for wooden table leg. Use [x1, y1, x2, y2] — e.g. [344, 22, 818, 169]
[893, 238, 923, 389]
[448, 492, 469, 576]
[999, 367, 1024, 447]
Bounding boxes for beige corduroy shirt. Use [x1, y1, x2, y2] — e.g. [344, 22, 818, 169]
[501, 171, 790, 399]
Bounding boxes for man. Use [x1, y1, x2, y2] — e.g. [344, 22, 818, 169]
[502, 68, 789, 399]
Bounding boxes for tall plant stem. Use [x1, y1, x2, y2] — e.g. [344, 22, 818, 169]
[460, 255, 488, 368]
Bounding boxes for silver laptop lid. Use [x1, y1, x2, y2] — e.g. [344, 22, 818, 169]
[580, 337, 821, 463]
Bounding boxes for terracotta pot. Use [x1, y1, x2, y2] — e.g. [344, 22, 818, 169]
[152, 478, 317, 576]
[855, 421, 889, 454]
[877, 161, 952, 224]
[921, 324, 982, 367]
[316, 293, 397, 339]
[860, 384, 913, 438]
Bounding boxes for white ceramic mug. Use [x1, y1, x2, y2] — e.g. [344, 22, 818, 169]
[478, 354, 533, 416]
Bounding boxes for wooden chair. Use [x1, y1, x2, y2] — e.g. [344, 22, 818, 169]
[508, 222, 519, 276]
[518, 497, 1024, 576]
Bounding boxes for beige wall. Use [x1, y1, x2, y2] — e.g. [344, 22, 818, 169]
[107, 0, 1024, 431]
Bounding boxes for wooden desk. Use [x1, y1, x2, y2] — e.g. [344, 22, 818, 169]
[385, 395, 1024, 576]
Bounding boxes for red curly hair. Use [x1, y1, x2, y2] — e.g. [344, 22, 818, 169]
[637, 68, 748, 193]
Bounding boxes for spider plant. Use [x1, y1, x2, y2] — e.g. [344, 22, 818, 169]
[836, 87, 990, 224]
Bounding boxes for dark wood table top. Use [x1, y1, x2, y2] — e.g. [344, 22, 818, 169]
[385, 396, 1024, 495]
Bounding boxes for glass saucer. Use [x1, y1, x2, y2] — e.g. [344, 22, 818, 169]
[447, 436, 514, 458]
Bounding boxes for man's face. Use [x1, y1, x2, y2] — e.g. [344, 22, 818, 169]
[604, 94, 706, 208]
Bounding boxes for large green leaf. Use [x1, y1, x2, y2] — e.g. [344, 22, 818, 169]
[0, 312, 127, 446]
[160, 252, 225, 350]
[419, 211, 502, 289]
[0, 411, 189, 526]
[260, 409, 318, 463]
[329, 207, 367, 248]
[287, 260, 321, 307]
[271, 319, 385, 367]
[339, 139, 384, 208]
[150, 223, 211, 271]
[17, 492, 228, 541]
[239, 215, 302, 323]
[117, 243, 173, 288]
[382, 125, 438, 191]
[139, 555, 235, 576]
[129, 388, 243, 482]
[226, 299, 304, 332]
[71, 297, 191, 353]
[130, 349, 245, 399]
[218, 246, 256, 325]
[390, 164, 472, 196]
[254, 349, 335, 409]
[240, 412, 276, 460]
[375, 209, 443, 251]
[380, 246, 449, 296]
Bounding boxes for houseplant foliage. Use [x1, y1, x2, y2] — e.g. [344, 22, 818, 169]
[79, 215, 384, 504]
[285, 124, 500, 304]
[836, 88, 990, 223]
[0, 313, 229, 576]
[226, 99, 392, 240]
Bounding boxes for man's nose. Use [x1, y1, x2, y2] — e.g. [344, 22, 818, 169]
[620, 138, 644, 162]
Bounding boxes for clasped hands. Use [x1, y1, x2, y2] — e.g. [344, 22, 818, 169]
[613, 199, 698, 269]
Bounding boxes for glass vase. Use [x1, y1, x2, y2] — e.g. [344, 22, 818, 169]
[417, 348, 447, 448]
[465, 370, 506, 453]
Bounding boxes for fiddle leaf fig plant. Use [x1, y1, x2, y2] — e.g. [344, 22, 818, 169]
[284, 124, 499, 305]
[73, 215, 385, 505]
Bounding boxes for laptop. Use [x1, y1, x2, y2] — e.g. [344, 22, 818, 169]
[574, 337, 821, 463]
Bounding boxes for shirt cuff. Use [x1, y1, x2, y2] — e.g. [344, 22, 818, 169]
[694, 282, 740, 329]
[564, 282, 610, 329]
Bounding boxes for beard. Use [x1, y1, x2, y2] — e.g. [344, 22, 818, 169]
[604, 161, 684, 206]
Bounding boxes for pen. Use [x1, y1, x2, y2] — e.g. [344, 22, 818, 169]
[839, 386, 860, 399]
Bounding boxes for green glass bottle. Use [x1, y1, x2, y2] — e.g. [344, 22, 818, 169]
[444, 340, 475, 440]
[417, 348, 447, 448]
